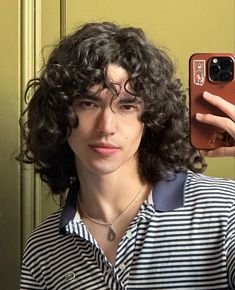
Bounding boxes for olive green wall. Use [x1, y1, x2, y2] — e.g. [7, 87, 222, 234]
[0, 1, 21, 289]
[0, 0, 234, 289]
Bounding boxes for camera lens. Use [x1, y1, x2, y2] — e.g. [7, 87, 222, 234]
[210, 65, 220, 75]
[220, 58, 232, 69]
[220, 71, 233, 82]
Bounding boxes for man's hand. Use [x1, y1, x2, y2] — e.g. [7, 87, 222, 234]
[195, 91, 235, 157]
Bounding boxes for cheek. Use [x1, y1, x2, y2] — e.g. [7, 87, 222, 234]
[70, 117, 92, 139]
[127, 123, 144, 143]
[67, 131, 77, 152]
[137, 123, 145, 138]
[67, 127, 82, 149]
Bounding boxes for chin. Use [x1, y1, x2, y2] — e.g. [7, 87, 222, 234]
[87, 157, 137, 176]
[88, 165, 120, 176]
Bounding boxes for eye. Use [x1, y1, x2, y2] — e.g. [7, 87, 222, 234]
[119, 99, 139, 112]
[76, 100, 98, 110]
[121, 104, 137, 111]
[82, 101, 96, 107]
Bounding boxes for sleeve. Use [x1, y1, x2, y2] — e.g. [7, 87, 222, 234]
[226, 201, 235, 290]
[20, 260, 44, 290]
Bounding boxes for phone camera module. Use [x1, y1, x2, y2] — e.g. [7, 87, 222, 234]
[209, 56, 234, 82]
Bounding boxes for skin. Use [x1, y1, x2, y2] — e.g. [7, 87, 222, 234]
[67, 64, 147, 221]
[196, 91, 235, 157]
[68, 64, 144, 177]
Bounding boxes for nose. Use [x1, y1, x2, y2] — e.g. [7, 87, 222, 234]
[96, 107, 115, 136]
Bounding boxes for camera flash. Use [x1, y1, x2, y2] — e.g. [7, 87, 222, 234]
[212, 58, 218, 64]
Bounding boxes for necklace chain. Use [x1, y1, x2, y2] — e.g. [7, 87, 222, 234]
[78, 185, 143, 241]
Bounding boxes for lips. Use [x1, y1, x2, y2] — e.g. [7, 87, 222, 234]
[89, 143, 120, 155]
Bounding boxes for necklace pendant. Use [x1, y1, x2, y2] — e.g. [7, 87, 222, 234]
[107, 225, 116, 241]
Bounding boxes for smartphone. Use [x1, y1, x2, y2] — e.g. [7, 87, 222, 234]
[189, 52, 235, 150]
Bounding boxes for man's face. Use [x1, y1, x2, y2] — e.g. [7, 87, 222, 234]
[68, 64, 145, 177]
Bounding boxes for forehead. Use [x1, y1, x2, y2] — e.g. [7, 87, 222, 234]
[106, 64, 129, 84]
[89, 64, 130, 95]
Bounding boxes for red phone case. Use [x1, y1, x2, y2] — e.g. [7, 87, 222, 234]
[189, 53, 235, 150]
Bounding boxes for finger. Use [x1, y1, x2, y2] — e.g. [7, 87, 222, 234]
[203, 91, 235, 121]
[204, 146, 235, 157]
[196, 113, 235, 138]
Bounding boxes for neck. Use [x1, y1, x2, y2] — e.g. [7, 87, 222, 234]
[76, 161, 147, 222]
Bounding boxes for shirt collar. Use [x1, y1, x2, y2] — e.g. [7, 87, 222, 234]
[59, 179, 80, 234]
[152, 172, 187, 211]
[59, 172, 187, 234]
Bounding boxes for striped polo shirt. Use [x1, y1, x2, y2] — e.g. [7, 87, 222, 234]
[20, 171, 235, 290]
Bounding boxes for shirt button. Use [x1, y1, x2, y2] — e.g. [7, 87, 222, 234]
[119, 263, 126, 271]
[126, 230, 132, 239]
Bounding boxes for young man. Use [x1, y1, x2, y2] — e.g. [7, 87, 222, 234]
[19, 22, 235, 289]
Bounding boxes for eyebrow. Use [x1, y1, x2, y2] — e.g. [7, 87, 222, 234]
[81, 95, 100, 100]
[119, 96, 143, 104]
[80, 93, 143, 105]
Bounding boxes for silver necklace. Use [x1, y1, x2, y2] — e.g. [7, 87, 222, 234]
[78, 185, 143, 242]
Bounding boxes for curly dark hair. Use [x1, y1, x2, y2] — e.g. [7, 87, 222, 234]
[18, 22, 206, 194]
